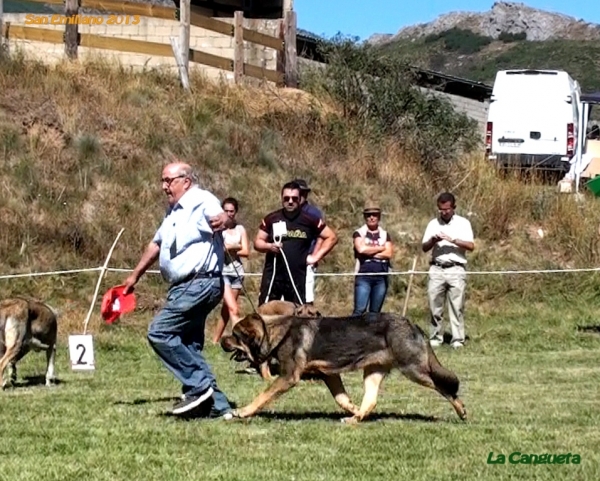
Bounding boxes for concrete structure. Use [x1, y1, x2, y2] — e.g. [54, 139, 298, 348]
[417, 86, 490, 135]
[3, 13, 280, 83]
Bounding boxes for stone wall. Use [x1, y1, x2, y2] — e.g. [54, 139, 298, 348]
[3, 13, 281, 83]
[418, 86, 490, 137]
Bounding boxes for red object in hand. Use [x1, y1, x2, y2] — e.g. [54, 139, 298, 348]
[101, 285, 137, 324]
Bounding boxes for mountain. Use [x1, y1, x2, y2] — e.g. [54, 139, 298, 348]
[366, 2, 600, 92]
[369, 2, 600, 44]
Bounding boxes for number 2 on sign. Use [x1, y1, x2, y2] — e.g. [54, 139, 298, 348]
[68, 334, 95, 371]
[76, 344, 86, 365]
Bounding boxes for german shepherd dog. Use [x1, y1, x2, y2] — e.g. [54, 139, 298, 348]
[0, 297, 58, 389]
[221, 311, 467, 423]
[249, 301, 321, 380]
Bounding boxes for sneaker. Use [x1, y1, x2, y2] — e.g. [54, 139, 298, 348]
[451, 341, 464, 349]
[172, 387, 214, 415]
[429, 339, 443, 347]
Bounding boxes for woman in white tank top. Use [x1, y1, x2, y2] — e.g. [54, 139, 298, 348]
[212, 197, 249, 343]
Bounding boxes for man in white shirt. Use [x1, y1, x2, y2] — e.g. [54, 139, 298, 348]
[422, 192, 474, 349]
[123, 162, 234, 419]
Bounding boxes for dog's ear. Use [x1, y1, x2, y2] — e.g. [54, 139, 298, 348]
[236, 313, 268, 361]
[220, 334, 240, 353]
[294, 304, 322, 318]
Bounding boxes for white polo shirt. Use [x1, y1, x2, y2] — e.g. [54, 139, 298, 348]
[422, 214, 474, 265]
[152, 186, 225, 284]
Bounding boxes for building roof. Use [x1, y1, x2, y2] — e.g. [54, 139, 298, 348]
[409, 67, 493, 102]
[296, 31, 493, 102]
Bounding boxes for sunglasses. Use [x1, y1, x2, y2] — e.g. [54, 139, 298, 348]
[364, 213, 380, 218]
[283, 196, 300, 203]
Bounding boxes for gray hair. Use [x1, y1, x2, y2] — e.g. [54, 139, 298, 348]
[179, 166, 199, 185]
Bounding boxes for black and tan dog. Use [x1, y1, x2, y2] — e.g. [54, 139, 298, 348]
[248, 300, 321, 380]
[221, 311, 467, 424]
[0, 296, 58, 389]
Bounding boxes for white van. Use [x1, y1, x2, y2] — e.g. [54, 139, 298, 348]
[485, 69, 581, 172]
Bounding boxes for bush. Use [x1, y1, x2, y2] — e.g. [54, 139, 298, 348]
[300, 35, 481, 168]
[424, 28, 492, 54]
[498, 31, 527, 43]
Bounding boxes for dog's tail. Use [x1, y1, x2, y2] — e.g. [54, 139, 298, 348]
[414, 324, 460, 398]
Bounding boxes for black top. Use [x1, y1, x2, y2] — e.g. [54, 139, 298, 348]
[259, 209, 325, 280]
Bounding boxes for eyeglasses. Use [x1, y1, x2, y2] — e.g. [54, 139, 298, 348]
[283, 196, 299, 203]
[364, 213, 380, 218]
[161, 175, 186, 186]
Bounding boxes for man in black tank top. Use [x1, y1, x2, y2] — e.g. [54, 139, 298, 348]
[254, 181, 338, 306]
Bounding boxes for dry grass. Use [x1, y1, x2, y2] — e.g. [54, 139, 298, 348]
[1, 54, 600, 334]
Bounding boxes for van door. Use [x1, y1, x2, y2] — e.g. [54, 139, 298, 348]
[491, 101, 569, 157]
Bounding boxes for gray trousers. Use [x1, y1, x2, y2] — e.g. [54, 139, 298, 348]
[427, 265, 467, 344]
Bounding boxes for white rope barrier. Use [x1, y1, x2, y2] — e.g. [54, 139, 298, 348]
[0, 267, 101, 279]
[0, 265, 599, 280]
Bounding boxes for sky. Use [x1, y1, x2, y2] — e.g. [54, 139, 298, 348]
[294, 1, 600, 41]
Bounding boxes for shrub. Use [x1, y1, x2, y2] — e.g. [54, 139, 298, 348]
[424, 28, 492, 54]
[498, 31, 527, 43]
[300, 35, 481, 168]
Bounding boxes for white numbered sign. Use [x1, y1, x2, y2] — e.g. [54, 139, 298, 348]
[272, 220, 288, 239]
[68, 334, 95, 371]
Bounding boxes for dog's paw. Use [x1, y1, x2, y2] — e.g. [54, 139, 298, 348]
[233, 407, 253, 418]
[341, 415, 361, 425]
[1, 380, 14, 391]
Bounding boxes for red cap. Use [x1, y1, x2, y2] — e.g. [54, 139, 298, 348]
[101, 285, 136, 324]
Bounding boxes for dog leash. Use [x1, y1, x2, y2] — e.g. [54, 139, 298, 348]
[264, 234, 304, 306]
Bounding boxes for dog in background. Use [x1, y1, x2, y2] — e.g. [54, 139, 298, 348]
[221, 311, 467, 424]
[245, 300, 321, 380]
[0, 296, 58, 389]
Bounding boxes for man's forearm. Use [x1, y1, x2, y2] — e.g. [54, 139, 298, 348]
[132, 242, 160, 280]
[422, 238, 436, 252]
[254, 237, 273, 253]
[311, 237, 337, 262]
[453, 238, 474, 251]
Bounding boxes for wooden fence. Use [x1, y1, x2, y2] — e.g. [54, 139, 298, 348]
[0, 0, 298, 88]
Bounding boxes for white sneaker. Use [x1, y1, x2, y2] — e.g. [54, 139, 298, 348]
[451, 341, 464, 349]
[429, 339, 442, 347]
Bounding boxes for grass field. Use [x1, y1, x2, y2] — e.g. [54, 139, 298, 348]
[2, 51, 600, 481]
[2, 294, 600, 481]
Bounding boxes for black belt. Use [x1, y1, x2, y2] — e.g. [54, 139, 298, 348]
[173, 270, 221, 286]
[430, 260, 465, 269]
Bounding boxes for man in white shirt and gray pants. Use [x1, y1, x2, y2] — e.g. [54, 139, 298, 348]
[422, 192, 474, 349]
[123, 162, 234, 419]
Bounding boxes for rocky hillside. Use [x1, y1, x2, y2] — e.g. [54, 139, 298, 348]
[370, 1, 600, 44]
[366, 2, 600, 92]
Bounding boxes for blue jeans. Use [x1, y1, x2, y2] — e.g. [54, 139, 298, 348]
[352, 274, 389, 315]
[147, 276, 231, 413]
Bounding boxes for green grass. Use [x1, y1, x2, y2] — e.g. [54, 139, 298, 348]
[3, 299, 600, 481]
